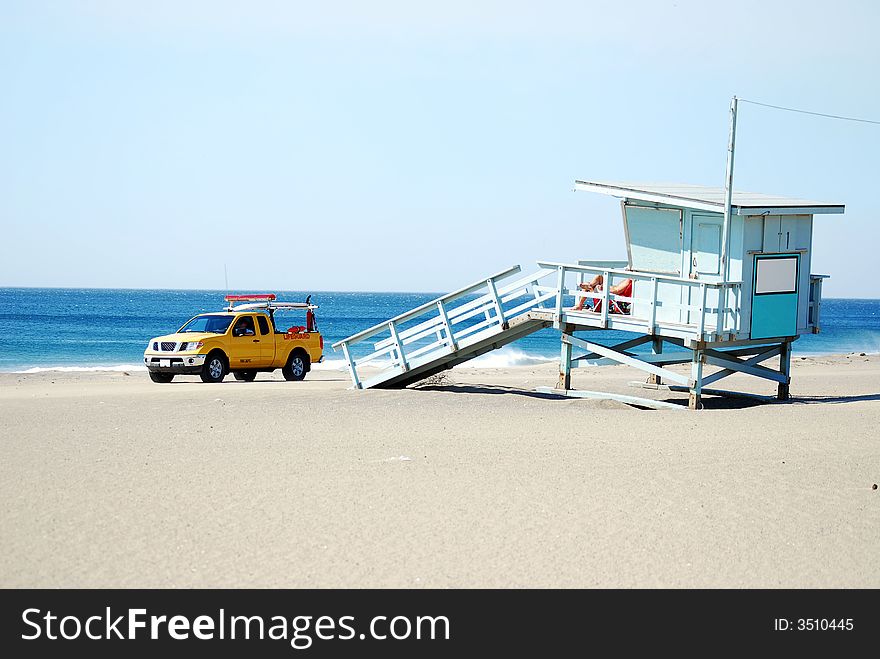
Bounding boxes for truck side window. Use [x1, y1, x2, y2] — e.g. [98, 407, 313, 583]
[257, 316, 270, 336]
[232, 316, 256, 337]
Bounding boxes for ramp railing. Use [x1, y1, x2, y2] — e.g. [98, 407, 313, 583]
[332, 265, 558, 388]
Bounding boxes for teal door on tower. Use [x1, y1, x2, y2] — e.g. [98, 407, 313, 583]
[751, 254, 799, 339]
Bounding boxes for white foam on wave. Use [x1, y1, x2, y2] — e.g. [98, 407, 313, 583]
[316, 348, 552, 372]
[12, 364, 147, 374]
[453, 346, 555, 369]
[10, 358, 393, 374]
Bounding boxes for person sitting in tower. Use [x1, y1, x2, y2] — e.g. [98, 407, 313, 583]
[570, 274, 633, 314]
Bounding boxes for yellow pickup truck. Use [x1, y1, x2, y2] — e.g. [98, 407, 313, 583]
[143, 294, 323, 383]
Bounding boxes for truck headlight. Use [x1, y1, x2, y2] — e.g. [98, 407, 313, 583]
[182, 341, 204, 351]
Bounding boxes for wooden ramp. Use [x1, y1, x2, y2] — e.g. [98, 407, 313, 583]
[332, 266, 558, 389]
[369, 313, 551, 389]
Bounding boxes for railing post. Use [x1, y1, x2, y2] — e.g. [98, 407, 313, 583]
[734, 285, 741, 333]
[600, 270, 610, 327]
[340, 342, 362, 389]
[649, 277, 658, 334]
[388, 321, 408, 371]
[554, 266, 565, 329]
[436, 300, 457, 350]
[714, 285, 724, 338]
[697, 283, 707, 340]
[486, 277, 506, 328]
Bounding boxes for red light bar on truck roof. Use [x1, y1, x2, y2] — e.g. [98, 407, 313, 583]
[224, 294, 277, 302]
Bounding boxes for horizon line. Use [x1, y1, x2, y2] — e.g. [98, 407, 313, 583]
[0, 284, 449, 296]
[0, 284, 878, 301]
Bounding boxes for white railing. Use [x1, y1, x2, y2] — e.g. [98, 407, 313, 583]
[333, 261, 744, 388]
[537, 261, 742, 340]
[332, 265, 558, 388]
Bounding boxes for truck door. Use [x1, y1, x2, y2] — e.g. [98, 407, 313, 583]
[228, 315, 261, 368]
[255, 315, 276, 365]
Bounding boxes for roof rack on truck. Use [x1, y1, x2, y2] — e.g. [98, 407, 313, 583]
[224, 293, 318, 312]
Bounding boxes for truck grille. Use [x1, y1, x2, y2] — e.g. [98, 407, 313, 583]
[161, 342, 177, 352]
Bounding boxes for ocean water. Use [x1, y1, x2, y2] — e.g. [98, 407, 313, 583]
[0, 288, 878, 373]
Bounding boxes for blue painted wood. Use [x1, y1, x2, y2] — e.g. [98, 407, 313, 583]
[693, 217, 722, 276]
[751, 294, 798, 338]
[624, 206, 682, 274]
[750, 253, 800, 339]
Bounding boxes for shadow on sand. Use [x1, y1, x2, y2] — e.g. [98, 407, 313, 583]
[410, 383, 880, 410]
[412, 383, 569, 401]
[792, 393, 880, 405]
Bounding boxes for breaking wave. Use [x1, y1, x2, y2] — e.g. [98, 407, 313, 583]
[12, 364, 146, 374]
[454, 347, 555, 369]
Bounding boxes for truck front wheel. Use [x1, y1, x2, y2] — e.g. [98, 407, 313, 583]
[283, 351, 309, 381]
[200, 353, 227, 383]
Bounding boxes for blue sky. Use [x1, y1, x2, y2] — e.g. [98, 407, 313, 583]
[1, 1, 878, 296]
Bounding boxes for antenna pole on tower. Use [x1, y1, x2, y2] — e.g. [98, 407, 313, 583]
[720, 95, 738, 283]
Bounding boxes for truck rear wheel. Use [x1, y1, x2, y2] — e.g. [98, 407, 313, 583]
[149, 371, 174, 383]
[283, 351, 309, 381]
[200, 353, 227, 383]
[233, 370, 257, 382]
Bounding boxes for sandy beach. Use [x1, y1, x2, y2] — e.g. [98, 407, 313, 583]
[1, 354, 878, 588]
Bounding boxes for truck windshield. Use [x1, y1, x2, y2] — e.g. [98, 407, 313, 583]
[178, 315, 234, 334]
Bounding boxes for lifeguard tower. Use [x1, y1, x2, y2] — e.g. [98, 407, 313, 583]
[333, 181, 843, 409]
